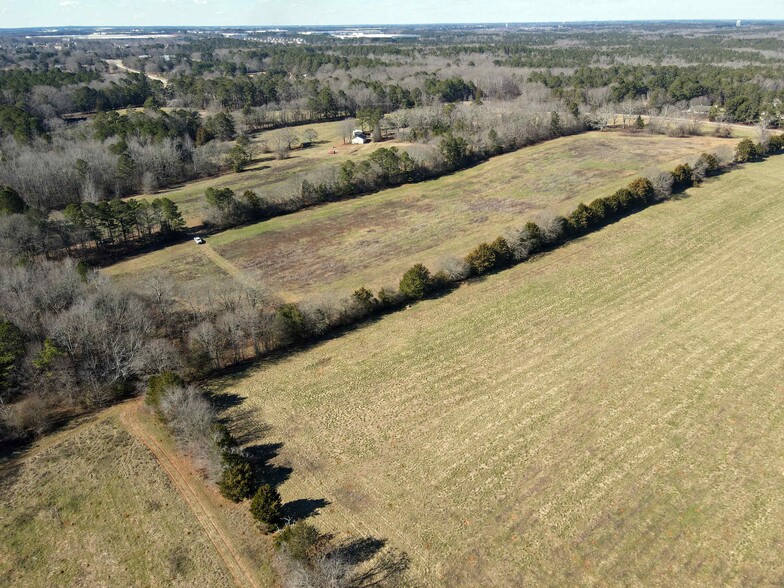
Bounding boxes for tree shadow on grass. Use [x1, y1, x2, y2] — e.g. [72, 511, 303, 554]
[333, 536, 411, 588]
[332, 536, 386, 565]
[283, 497, 330, 522]
[244, 441, 293, 488]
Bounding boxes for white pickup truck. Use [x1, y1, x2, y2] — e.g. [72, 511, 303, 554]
[193, 236, 205, 245]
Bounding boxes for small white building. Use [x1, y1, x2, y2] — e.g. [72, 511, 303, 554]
[351, 129, 370, 144]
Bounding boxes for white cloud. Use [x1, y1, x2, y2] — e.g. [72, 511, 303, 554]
[59, 0, 81, 6]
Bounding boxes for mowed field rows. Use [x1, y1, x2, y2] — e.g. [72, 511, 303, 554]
[0, 415, 256, 588]
[107, 132, 737, 301]
[213, 156, 784, 586]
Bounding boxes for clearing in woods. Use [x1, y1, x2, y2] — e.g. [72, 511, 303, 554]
[210, 155, 784, 586]
[0, 403, 275, 588]
[106, 131, 738, 301]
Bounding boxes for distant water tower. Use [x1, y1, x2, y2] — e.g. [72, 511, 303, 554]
[736, 19, 742, 27]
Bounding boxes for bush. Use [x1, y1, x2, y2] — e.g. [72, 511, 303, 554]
[465, 243, 497, 275]
[489, 237, 513, 267]
[219, 452, 254, 502]
[274, 521, 321, 562]
[377, 287, 402, 308]
[276, 303, 310, 341]
[628, 177, 655, 203]
[433, 255, 471, 281]
[146, 371, 184, 407]
[566, 202, 595, 234]
[735, 138, 759, 163]
[250, 483, 283, 530]
[0, 320, 25, 397]
[0, 186, 27, 215]
[693, 153, 720, 182]
[698, 153, 720, 175]
[211, 422, 238, 450]
[159, 385, 217, 445]
[644, 169, 674, 200]
[671, 163, 694, 192]
[351, 286, 378, 315]
[399, 264, 432, 300]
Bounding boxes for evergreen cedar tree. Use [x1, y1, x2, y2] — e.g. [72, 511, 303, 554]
[465, 237, 513, 275]
[250, 484, 283, 529]
[219, 453, 254, 502]
[735, 138, 762, 163]
[399, 264, 432, 300]
[0, 186, 27, 215]
[274, 521, 321, 561]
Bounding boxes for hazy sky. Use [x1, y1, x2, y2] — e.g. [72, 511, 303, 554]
[2, 0, 784, 28]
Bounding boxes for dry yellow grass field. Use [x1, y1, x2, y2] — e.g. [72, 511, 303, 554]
[211, 155, 784, 586]
[106, 131, 737, 302]
[0, 412, 275, 588]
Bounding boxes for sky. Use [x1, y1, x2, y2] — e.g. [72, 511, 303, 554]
[2, 0, 784, 28]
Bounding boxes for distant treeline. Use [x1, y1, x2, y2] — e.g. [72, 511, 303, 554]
[530, 65, 784, 124]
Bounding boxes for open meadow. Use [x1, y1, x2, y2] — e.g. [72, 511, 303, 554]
[0, 410, 275, 588]
[211, 155, 784, 586]
[106, 131, 738, 301]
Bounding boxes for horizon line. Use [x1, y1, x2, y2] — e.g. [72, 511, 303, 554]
[2, 19, 781, 31]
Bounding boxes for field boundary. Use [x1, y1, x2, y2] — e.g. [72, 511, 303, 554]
[119, 400, 265, 588]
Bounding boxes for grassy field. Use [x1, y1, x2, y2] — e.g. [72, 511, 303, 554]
[211, 155, 784, 586]
[141, 119, 404, 226]
[107, 131, 737, 301]
[0, 412, 272, 588]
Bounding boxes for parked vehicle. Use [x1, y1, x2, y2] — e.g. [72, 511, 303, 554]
[193, 236, 205, 244]
[351, 129, 370, 144]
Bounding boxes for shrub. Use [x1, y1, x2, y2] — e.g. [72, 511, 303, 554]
[768, 134, 784, 153]
[693, 153, 720, 182]
[377, 287, 401, 308]
[219, 453, 254, 502]
[635, 115, 645, 130]
[146, 371, 184, 407]
[698, 153, 720, 175]
[0, 186, 27, 215]
[644, 169, 674, 200]
[627, 177, 655, 203]
[465, 243, 497, 275]
[399, 264, 432, 300]
[538, 214, 567, 245]
[511, 222, 544, 259]
[159, 385, 217, 444]
[351, 286, 378, 314]
[735, 138, 758, 163]
[566, 202, 595, 234]
[0, 320, 25, 396]
[274, 521, 321, 562]
[433, 256, 471, 281]
[211, 422, 238, 450]
[489, 237, 513, 268]
[250, 483, 283, 530]
[671, 164, 694, 192]
[276, 303, 309, 341]
[587, 197, 610, 223]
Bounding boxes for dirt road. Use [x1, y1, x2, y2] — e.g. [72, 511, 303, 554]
[105, 59, 169, 86]
[119, 400, 263, 588]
